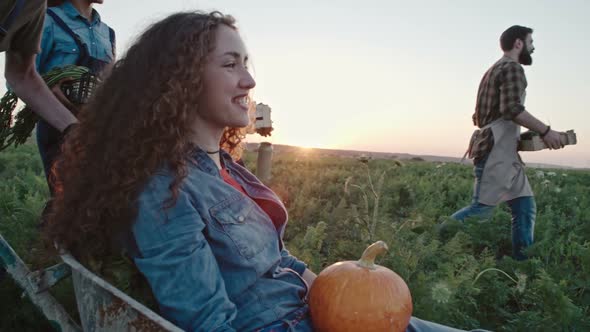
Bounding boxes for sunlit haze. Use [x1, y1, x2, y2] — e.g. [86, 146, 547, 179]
[2, 0, 588, 167]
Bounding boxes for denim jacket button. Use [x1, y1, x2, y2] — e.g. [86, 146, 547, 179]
[238, 215, 245, 222]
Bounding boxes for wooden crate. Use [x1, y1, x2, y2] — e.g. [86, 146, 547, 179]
[518, 130, 577, 151]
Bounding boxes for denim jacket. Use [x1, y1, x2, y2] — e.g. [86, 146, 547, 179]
[35, 1, 113, 74]
[130, 148, 309, 332]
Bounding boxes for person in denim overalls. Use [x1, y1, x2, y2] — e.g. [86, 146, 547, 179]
[43, 11, 489, 332]
[0, 0, 81, 287]
[35, 0, 115, 191]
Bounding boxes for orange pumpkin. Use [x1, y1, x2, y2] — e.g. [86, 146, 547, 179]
[308, 241, 412, 332]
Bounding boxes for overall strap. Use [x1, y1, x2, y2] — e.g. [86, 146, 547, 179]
[108, 26, 115, 56]
[46, 8, 89, 64]
[0, 0, 26, 38]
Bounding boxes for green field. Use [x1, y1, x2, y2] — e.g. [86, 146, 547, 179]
[1, 142, 589, 331]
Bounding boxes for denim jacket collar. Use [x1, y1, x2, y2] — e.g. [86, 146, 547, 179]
[189, 146, 221, 177]
[189, 147, 245, 176]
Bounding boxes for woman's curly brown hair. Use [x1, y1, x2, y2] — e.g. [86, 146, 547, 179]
[43, 11, 244, 262]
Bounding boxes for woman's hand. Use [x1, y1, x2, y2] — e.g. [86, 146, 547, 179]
[302, 269, 317, 287]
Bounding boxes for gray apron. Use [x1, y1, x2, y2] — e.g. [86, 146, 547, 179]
[478, 114, 533, 206]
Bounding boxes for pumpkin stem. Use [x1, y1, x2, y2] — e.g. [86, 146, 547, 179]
[357, 241, 388, 269]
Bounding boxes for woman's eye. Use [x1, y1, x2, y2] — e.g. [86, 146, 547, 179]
[224, 63, 236, 68]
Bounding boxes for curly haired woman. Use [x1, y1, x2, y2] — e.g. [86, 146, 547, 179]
[44, 11, 488, 332]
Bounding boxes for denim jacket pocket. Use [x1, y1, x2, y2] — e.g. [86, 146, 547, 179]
[54, 42, 80, 54]
[49, 42, 81, 70]
[210, 193, 277, 259]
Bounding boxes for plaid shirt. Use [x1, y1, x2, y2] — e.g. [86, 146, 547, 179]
[469, 56, 527, 162]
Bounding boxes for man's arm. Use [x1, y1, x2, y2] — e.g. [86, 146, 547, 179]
[499, 62, 563, 150]
[5, 50, 77, 132]
[513, 111, 563, 149]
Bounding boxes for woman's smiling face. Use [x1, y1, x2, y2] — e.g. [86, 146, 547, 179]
[196, 24, 256, 131]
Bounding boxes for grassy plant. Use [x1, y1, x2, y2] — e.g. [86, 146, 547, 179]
[2, 143, 590, 330]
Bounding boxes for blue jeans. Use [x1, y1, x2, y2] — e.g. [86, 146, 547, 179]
[451, 158, 536, 261]
[36, 120, 62, 194]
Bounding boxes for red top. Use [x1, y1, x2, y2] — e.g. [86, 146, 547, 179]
[220, 168, 282, 229]
[220, 167, 248, 195]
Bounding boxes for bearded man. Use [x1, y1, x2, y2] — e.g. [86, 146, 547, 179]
[452, 25, 564, 260]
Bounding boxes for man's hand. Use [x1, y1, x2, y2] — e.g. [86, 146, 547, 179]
[302, 268, 317, 287]
[513, 112, 565, 150]
[542, 130, 564, 150]
[62, 122, 78, 138]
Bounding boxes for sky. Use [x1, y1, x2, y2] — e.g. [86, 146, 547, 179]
[1, 0, 589, 167]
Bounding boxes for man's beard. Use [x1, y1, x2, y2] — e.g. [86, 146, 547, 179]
[519, 47, 533, 66]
